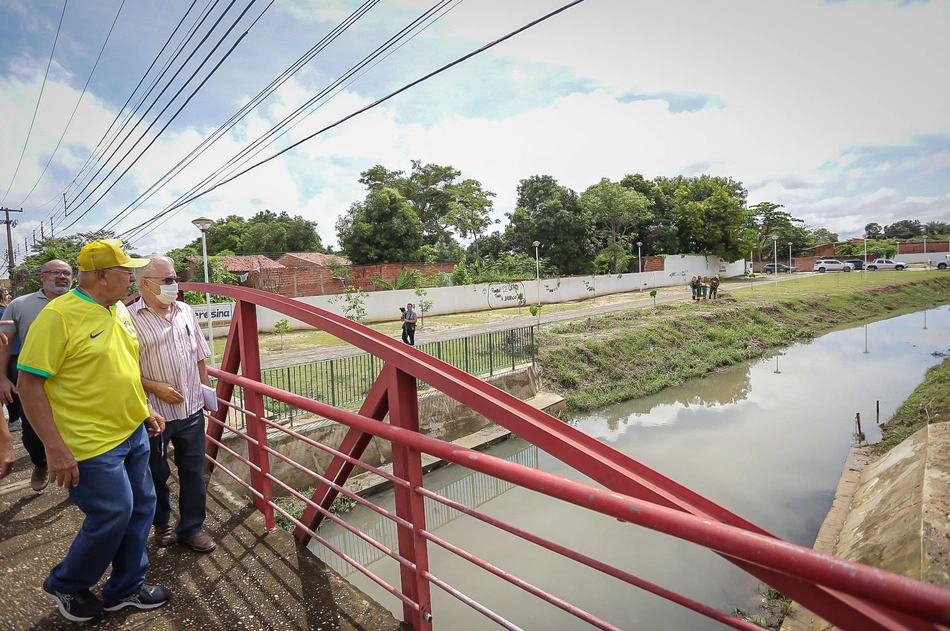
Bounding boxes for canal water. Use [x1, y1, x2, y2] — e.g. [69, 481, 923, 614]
[310, 306, 950, 630]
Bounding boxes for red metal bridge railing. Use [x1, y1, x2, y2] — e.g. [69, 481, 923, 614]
[187, 282, 950, 631]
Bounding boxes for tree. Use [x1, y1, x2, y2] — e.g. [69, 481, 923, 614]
[358, 165, 405, 191]
[447, 178, 496, 263]
[401, 161, 462, 246]
[274, 318, 292, 350]
[747, 201, 809, 261]
[336, 188, 424, 264]
[357, 161, 497, 261]
[670, 177, 749, 261]
[864, 222, 883, 239]
[582, 179, 651, 274]
[181, 210, 322, 257]
[883, 220, 923, 239]
[924, 221, 950, 237]
[808, 227, 839, 246]
[504, 175, 594, 275]
[12, 229, 115, 294]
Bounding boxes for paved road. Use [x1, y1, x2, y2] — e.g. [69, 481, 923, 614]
[259, 275, 803, 369]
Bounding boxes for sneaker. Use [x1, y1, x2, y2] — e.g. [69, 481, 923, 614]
[103, 584, 172, 611]
[8, 420, 21, 432]
[31, 465, 49, 492]
[43, 578, 103, 623]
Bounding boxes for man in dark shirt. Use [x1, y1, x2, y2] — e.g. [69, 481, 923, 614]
[400, 303, 418, 346]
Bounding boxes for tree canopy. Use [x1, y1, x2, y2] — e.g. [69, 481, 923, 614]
[11, 230, 115, 295]
[351, 160, 497, 262]
[336, 188, 424, 264]
[184, 210, 322, 257]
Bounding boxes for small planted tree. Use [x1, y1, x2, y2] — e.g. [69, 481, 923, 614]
[274, 318, 291, 350]
[328, 286, 367, 323]
[414, 286, 434, 329]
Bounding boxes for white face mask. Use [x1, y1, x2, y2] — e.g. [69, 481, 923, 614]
[151, 282, 179, 305]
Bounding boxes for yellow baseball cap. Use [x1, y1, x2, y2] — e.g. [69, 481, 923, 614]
[77, 239, 150, 272]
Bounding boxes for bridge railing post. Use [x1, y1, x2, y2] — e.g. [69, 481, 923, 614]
[236, 299, 277, 532]
[388, 366, 433, 631]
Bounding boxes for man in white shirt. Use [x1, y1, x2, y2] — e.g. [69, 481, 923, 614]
[129, 254, 216, 553]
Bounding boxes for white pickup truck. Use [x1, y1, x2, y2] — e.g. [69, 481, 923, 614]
[937, 255, 949, 270]
[866, 258, 908, 271]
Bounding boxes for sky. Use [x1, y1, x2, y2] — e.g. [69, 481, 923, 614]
[0, 0, 948, 264]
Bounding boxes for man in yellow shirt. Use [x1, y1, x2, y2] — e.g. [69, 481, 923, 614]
[18, 240, 171, 623]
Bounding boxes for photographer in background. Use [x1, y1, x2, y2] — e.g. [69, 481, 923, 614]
[400, 303, 418, 346]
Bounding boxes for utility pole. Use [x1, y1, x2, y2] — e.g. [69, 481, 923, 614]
[1, 207, 23, 298]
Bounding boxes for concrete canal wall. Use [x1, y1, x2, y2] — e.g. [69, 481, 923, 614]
[782, 422, 950, 631]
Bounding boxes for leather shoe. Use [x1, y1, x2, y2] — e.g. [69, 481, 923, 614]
[30, 465, 49, 492]
[153, 524, 177, 547]
[178, 532, 216, 553]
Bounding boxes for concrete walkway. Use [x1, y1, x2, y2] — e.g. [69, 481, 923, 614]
[0, 440, 410, 631]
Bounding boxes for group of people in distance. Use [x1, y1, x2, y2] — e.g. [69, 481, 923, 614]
[0, 239, 215, 624]
[689, 275, 720, 300]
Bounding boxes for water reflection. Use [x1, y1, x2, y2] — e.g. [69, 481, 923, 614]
[311, 442, 539, 577]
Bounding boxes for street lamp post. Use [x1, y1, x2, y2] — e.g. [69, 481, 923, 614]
[532, 240, 541, 313]
[788, 242, 793, 274]
[771, 236, 778, 285]
[192, 217, 216, 368]
[636, 241, 643, 292]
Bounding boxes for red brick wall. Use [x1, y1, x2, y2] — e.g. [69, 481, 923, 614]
[254, 262, 457, 298]
[899, 242, 950, 255]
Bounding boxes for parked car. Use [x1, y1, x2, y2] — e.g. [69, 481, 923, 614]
[845, 259, 865, 271]
[865, 259, 908, 271]
[812, 259, 852, 273]
[763, 263, 797, 274]
[936, 255, 949, 270]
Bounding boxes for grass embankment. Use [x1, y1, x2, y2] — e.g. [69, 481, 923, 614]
[875, 358, 950, 454]
[539, 275, 950, 411]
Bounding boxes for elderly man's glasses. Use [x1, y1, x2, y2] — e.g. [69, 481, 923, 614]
[145, 276, 183, 285]
[42, 269, 72, 277]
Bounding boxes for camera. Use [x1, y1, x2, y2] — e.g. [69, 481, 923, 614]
[399, 307, 406, 313]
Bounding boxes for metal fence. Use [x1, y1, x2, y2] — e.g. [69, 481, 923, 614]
[230, 325, 537, 426]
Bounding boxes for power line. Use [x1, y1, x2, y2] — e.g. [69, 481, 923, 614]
[95, 0, 383, 236]
[123, 0, 588, 243]
[64, 0, 239, 216]
[122, 0, 461, 244]
[15, 0, 127, 209]
[0, 0, 69, 206]
[116, 0, 448, 241]
[58, 0, 270, 234]
[64, 0, 203, 205]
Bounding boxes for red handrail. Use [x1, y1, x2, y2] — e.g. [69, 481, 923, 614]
[186, 282, 950, 631]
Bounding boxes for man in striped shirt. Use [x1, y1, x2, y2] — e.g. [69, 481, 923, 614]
[130, 254, 216, 554]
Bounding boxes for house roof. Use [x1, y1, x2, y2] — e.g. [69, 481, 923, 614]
[277, 252, 351, 268]
[214, 255, 284, 273]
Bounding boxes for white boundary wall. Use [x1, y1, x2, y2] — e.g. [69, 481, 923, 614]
[256, 255, 747, 331]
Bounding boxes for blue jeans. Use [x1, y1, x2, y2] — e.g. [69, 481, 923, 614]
[48, 424, 155, 602]
[149, 410, 207, 539]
